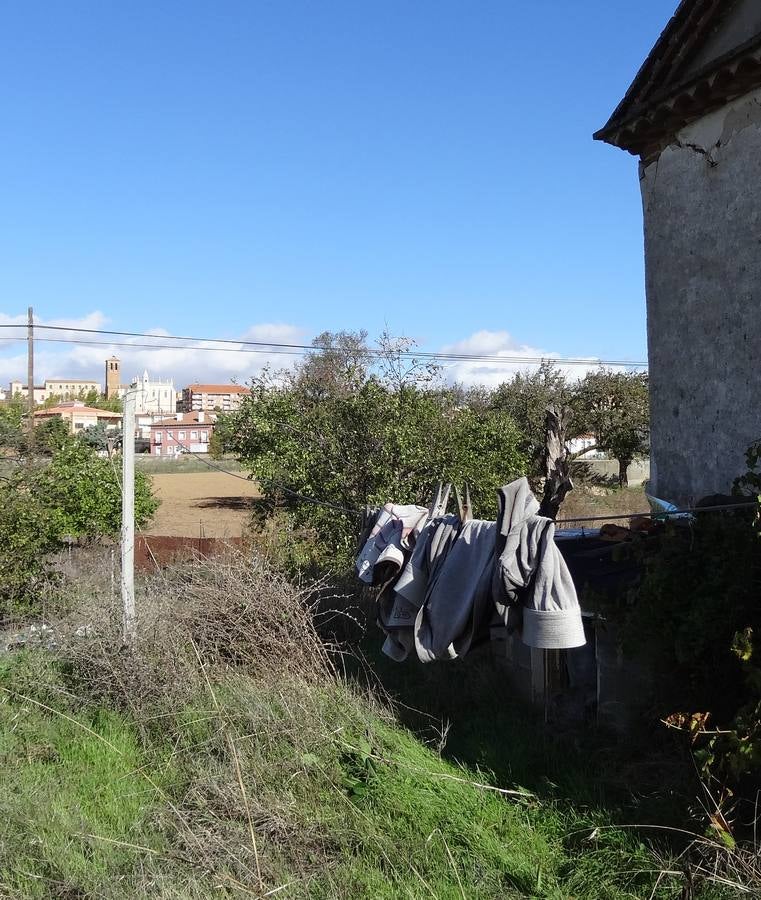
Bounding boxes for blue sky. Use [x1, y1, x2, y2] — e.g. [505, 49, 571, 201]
[0, 1, 677, 387]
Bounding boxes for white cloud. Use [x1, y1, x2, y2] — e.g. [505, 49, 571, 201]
[437, 329, 603, 388]
[0, 313, 631, 396]
[0, 310, 308, 391]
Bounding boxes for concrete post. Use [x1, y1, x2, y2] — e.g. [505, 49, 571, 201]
[26, 307, 34, 447]
[121, 389, 136, 642]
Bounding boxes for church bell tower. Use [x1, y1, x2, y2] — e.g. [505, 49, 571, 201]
[105, 356, 121, 399]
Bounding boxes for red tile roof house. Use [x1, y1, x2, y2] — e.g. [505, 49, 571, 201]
[33, 401, 122, 434]
[150, 411, 215, 457]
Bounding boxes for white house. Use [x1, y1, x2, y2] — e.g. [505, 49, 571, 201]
[119, 370, 177, 417]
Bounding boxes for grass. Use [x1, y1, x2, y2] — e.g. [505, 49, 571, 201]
[135, 454, 244, 475]
[0, 653, 710, 900]
[0, 550, 743, 898]
[0, 655, 168, 898]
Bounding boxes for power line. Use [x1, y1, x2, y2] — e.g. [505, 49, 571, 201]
[147, 436, 760, 524]
[31, 336, 312, 358]
[0, 323, 649, 368]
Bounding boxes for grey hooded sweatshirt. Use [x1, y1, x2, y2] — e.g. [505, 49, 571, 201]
[493, 478, 585, 649]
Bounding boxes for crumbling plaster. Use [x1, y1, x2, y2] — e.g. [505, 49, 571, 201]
[639, 87, 761, 504]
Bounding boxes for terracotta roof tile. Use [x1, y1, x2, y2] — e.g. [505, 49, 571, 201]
[34, 404, 121, 418]
[150, 412, 216, 427]
[184, 383, 250, 394]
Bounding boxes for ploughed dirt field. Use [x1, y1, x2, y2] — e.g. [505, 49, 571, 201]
[144, 471, 260, 538]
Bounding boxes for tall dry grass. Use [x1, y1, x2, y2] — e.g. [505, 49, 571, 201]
[3, 544, 760, 898]
[53, 546, 335, 710]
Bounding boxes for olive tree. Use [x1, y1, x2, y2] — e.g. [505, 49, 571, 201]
[574, 369, 650, 487]
[225, 331, 527, 570]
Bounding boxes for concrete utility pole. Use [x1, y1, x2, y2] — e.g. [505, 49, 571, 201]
[121, 389, 136, 642]
[26, 307, 34, 446]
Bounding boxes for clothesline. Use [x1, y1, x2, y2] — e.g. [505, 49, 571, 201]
[554, 499, 758, 525]
[155, 443, 760, 524]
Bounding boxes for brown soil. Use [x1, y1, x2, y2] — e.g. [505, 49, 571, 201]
[558, 484, 649, 528]
[144, 471, 261, 538]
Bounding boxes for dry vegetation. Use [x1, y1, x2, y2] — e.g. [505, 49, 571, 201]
[0, 547, 754, 898]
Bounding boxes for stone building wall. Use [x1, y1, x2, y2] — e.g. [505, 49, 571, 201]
[640, 87, 761, 504]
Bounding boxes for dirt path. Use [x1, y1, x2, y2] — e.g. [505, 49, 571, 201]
[144, 471, 260, 538]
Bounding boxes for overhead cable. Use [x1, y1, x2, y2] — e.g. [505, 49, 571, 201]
[0, 323, 649, 368]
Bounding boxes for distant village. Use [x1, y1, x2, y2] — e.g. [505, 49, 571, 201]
[1, 355, 250, 456]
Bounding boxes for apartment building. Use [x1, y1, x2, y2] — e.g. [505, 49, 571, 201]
[8, 379, 100, 404]
[179, 383, 250, 413]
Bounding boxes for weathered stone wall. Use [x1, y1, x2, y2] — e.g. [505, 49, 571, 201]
[640, 87, 761, 505]
[572, 458, 651, 487]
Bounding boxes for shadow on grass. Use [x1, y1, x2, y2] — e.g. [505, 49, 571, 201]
[337, 623, 695, 835]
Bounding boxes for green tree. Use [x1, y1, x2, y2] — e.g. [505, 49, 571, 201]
[34, 416, 71, 455]
[78, 422, 121, 454]
[0, 397, 26, 452]
[490, 362, 572, 476]
[295, 329, 370, 399]
[208, 415, 235, 460]
[0, 440, 158, 614]
[227, 333, 526, 570]
[574, 369, 650, 487]
[33, 441, 158, 538]
[0, 474, 63, 614]
[41, 393, 63, 409]
[87, 394, 123, 413]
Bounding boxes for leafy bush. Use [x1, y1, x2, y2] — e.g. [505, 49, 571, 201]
[0, 440, 159, 615]
[33, 416, 71, 455]
[0, 396, 26, 452]
[0, 475, 63, 615]
[32, 440, 158, 539]
[227, 371, 526, 570]
[624, 499, 761, 824]
[625, 513, 759, 718]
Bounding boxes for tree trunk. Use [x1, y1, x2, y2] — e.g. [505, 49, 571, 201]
[618, 457, 631, 488]
[538, 404, 574, 520]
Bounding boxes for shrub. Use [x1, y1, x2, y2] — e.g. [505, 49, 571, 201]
[33, 440, 158, 538]
[227, 369, 526, 571]
[0, 441, 159, 616]
[0, 550, 728, 899]
[0, 475, 62, 616]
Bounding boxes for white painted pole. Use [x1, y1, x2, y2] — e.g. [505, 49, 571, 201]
[27, 307, 35, 449]
[121, 389, 136, 642]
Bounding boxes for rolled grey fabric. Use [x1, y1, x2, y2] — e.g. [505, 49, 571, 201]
[356, 502, 428, 585]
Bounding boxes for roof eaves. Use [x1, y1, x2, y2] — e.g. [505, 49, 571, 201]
[596, 36, 761, 156]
